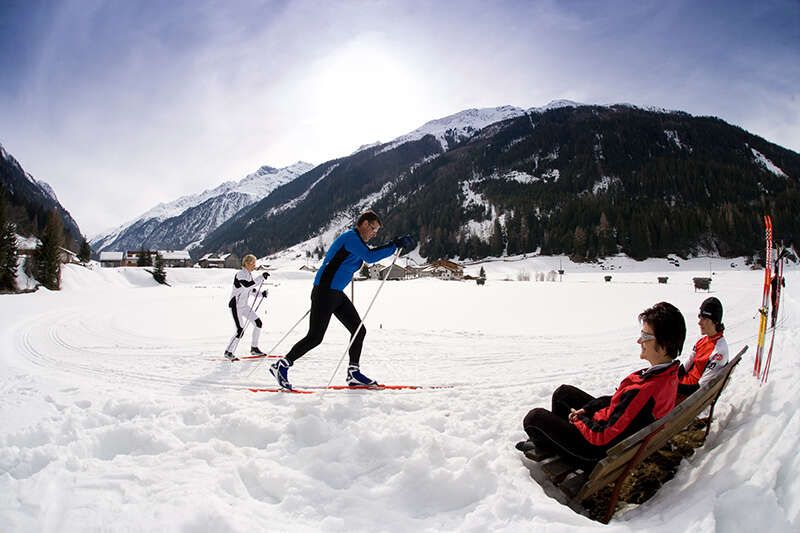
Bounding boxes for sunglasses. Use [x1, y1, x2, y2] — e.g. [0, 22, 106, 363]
[637, 331, 656, 343]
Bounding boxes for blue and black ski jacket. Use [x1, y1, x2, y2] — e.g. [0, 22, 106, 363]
[314, 229, 397, 291]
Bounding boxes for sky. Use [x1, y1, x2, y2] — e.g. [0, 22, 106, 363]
[1, 0, 799, 238]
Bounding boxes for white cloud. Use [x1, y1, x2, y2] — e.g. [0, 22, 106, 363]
[1, 0, 798, 236]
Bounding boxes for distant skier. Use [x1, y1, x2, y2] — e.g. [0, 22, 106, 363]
[269, 210, 415, 389]
[677, 297, 729, 398]
[224, 254, 269, 361]
[770, 273, 785, 328]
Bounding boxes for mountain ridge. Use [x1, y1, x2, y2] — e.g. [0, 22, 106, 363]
[91, 161, 313, 252]
[198, 104, 800, 261]
[0, 142, 83, 248]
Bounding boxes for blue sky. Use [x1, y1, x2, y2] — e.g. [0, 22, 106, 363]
[1, 0, 798, 236]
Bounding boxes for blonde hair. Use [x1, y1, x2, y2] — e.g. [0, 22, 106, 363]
[242, 254, 257, 267]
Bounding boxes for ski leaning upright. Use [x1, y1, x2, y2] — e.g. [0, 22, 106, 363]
[753, 215, 773, 378]
[762, 242, 786, 384]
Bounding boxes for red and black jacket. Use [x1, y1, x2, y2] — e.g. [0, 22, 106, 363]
[680, 332, 725, 386]
[573, 361, 679, 447]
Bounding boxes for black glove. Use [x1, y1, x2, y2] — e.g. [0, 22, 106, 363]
[261, 290, 268, 298]
[262, 272, 270, 280]
[392, 234, 416, 254]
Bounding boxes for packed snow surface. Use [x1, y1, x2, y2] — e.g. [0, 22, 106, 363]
[0, 256, 798, 532]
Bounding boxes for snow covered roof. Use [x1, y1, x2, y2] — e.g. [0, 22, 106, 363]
[158, 250, 191, 260]
[199, 252, 231, 262]
[99, 252, 123, 261]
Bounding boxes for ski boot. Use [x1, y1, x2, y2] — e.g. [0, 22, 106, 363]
[346, 365, 378, 387]
[224, 351, 239, 362]
[269, 358, 293, 390]
[250, 346, 266, 357]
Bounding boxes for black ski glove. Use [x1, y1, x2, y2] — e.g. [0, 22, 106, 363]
[261, 290, 268, 298]
[262, 272, 270, 280]
[392, 234, 416, 254]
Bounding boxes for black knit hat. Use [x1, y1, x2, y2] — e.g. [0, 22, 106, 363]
[700, 297, 723, 323]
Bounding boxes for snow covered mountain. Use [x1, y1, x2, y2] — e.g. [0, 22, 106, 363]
[0, 142, 83, 247]
[199, 102, 800, 261]
[358, 101, 584, 155]
[201, 105, 544, 256]
[91, 162, 313, 253]
[378, 105, 527, 152]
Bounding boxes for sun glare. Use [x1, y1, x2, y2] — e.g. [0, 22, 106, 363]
[306, 36, 423, 148]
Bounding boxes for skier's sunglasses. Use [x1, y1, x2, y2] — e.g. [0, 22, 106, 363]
[637, 331, 656, 343]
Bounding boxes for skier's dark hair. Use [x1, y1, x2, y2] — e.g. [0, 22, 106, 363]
[356, 210, 382, 227]
[639, 301, 686, 358]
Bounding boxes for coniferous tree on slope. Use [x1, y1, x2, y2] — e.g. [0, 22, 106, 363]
[0, 197, 19, 292]
[34, 210, 63, 290]
[152, 253, 167, 285]
[78, 238, 91, 263]
[136, 246, 152, 267]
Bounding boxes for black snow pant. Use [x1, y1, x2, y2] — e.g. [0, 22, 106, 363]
[285, 286, 366, 367]
[677, 382, 700, 397]
[523, 385, 610, 467]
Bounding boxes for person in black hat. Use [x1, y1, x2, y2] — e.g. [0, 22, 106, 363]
[677, 297, 729, 398]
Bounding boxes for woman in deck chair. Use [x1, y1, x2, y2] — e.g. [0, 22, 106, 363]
[517, 301, 685, 466]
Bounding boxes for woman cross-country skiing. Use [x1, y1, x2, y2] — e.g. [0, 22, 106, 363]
[223, 254, 269, 361]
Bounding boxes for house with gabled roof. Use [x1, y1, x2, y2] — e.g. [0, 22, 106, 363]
[198, 252, 240, 269]
[379, 264, 408, 280]
[157, 250, 192, 268]
[99, 251, 124, 267]
[419, 259, 464, 280]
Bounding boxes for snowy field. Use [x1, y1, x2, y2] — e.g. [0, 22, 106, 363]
[0, 257, 798, 532]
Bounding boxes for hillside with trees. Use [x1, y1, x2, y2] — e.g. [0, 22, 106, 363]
[200, 105, 800, 261]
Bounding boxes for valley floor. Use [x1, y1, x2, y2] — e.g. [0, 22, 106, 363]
[0, 261, 798, 532]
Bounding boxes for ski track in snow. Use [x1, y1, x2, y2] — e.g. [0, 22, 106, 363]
[0, 264, 798, 531]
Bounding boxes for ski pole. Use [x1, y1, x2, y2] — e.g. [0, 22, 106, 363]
[322, 249, 401, 390]
[246, 307, 311, 377]
[228, 278, 265, 355]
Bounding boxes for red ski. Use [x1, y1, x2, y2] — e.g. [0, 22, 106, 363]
[211, 354, 282, 362]
[762, 243, 786, 384]
[754, 215, 773, 377]
[248, 384, 454, 394]
[239, 353, 281, 360]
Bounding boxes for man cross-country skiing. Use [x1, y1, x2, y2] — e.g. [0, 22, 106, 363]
[269, 210, 415, 390]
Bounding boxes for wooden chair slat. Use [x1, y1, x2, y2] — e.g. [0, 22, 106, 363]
[541, 458, 578, 484]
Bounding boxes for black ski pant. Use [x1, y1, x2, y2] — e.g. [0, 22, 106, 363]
[523, 385, 609, 467]
[677, 382, 700, 397]
[285, 286, 366, 367]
